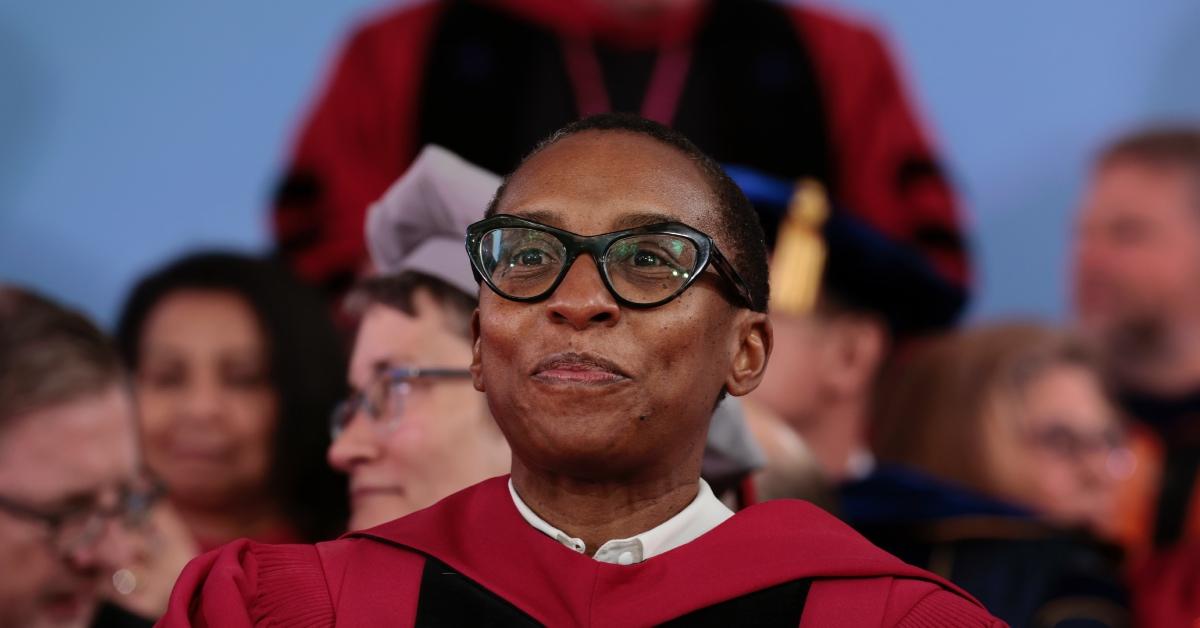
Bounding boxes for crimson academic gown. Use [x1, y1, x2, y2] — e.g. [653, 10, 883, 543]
[159, 477, 1002, 627]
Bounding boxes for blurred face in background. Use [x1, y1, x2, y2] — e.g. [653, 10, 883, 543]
[986, 363, 1124, 535]
[329, 291, 507, 531]
[751, 308, 883, 430]
[1073, 160, 1200, 372]
[0, 386, 139, 628]
[749, 312, 827, 428]
[134, 290, 279, 513]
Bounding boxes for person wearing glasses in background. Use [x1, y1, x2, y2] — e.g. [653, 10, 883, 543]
[161, 115, 1000, 626]
[0, 285, 168, 628]
[326, 144, 512, 530]
[841, 323, 1130, 627]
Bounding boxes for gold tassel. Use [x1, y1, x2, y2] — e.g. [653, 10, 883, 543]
[771, 178, 829, 315]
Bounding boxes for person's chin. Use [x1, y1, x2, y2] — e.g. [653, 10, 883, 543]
[34, 591, 96, 628]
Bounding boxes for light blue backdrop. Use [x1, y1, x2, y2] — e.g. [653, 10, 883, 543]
[1, 1, 1197, 328]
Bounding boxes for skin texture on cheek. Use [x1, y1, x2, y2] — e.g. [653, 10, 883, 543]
[475, 287, 733, 480]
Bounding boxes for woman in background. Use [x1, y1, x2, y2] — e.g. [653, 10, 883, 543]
[842, 322, 1129, 627]
[116, 252, 347, 548]
[94, 251, 346, 625]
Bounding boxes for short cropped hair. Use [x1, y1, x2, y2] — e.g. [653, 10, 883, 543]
[485, 113, 770, 313]
[0, 285, 124, 426]
[346, 271, 477, 339]
[1098, 126, 1200, 197]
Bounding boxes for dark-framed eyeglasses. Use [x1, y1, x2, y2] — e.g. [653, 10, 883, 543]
[330, 367, 474, 439]
[0, 475, 164, 556]
[465, 214, 754, 309]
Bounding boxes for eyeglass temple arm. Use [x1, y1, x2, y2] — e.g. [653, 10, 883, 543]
[708, 250, 755, 309]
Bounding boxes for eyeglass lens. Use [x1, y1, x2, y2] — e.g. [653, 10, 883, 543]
[330, 378, 411, 439]
[478, 228, 701, 304]
[56, 483, 158, 555]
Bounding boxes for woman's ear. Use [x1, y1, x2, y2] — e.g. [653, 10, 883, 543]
[470, 308, 485, 392]
[726, 310, 773, 397]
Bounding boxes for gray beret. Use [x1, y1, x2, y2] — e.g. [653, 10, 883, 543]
[365, 144, 501, 296]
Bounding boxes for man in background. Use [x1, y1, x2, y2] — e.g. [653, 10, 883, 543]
[1071, 127, 1200, 553]
[0, 286, 148, 627]
[732, 171, 964, 485]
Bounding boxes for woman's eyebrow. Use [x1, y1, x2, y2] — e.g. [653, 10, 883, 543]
[509, 209, 681, 232]
[509, 209, 562, 227]
[611, 212, 678, 230]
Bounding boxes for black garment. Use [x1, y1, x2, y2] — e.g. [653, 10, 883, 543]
[417, 0, 833, 205]
[416, 556, 810, 627]
[1120, 388, 1200, 548]
[841, 465, 1129, 628]
[91, 602, 154, 628]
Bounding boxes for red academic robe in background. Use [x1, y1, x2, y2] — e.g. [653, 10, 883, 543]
[275, 0, 969, 309]
[159, 476, 1003, 627]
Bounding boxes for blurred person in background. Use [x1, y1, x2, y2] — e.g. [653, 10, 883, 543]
[1072, 126, 1200, 627]
[328, 145, 510, 530]
[841, 322, 1129, 627]
[273, 0, 969, 327]
[114, 252, 347, 549]
[0, 285, 152, 628]
[725, 170, 964, 492]
[330, 272, 510, 530]
[1072, 126, 1200, 556]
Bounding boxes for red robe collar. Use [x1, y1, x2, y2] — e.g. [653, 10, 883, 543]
[350, 476, 977, 626]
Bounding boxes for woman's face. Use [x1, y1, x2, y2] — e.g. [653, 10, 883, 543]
[991, 364, 1125, 534]
[329, 296, 506, 531]
[134, 290, 279, 511]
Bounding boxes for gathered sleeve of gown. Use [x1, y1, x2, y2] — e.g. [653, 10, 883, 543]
[155, 540, 335, 628]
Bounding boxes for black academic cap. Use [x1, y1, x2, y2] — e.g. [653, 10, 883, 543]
[724, 165, 967, 336]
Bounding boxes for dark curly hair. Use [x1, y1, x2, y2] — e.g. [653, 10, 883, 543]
[115, 251, 348, 542]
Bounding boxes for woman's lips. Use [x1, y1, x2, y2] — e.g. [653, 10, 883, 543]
[532, 352, 630, 385]
[535, 368, 625, 384]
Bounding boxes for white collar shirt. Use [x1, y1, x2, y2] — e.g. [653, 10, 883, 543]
[508, 478, 734, 566]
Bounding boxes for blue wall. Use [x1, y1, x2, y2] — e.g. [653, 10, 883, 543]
[1, 1, 1197, 328]
[828, 0, 1200, 321]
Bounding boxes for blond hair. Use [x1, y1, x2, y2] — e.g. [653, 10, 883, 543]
[871, 322, 1098, 495]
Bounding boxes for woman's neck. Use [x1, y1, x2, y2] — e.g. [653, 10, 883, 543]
[510, 460, 699, 555]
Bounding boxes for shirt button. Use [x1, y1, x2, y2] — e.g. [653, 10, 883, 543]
[617, 551, 635, 565]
